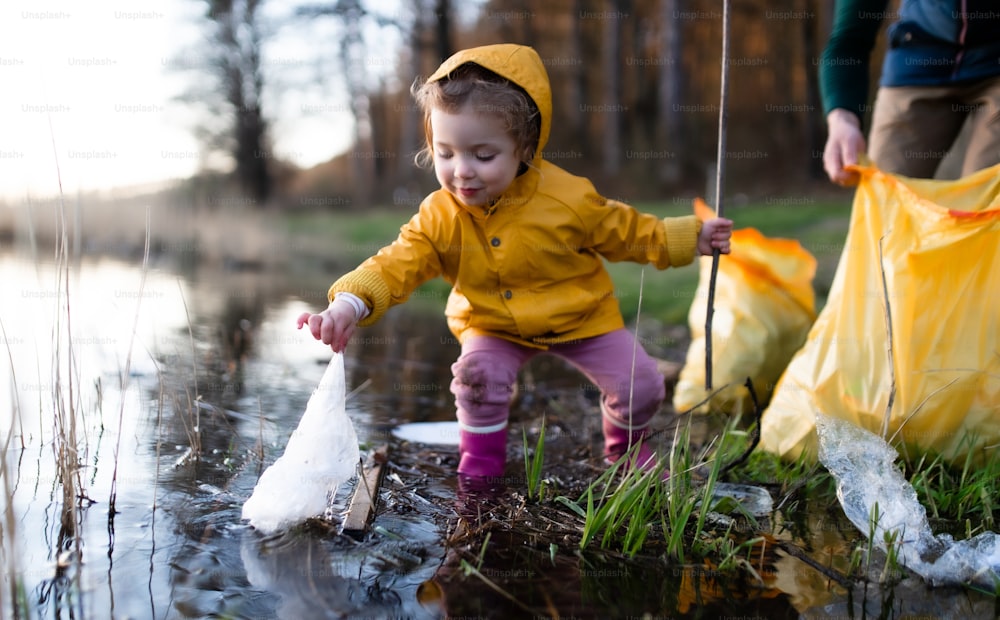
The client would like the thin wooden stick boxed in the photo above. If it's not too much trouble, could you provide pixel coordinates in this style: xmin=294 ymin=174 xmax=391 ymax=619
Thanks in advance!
xmin=877 ymin=235 xmax=897 ymax=439
xmin=705 ymin=0 xmax=732 ymax=390
xmin=343 ymin=444 xmax=389 ymax=538
xmin=774 ymin=539 xmax=854 ymax=589
xmin=718 ymin=378 xmax=763 ymax=477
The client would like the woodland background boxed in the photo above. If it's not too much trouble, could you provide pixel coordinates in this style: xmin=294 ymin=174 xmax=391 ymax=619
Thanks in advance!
xmin=170 ymin=0 xmax=885 ymax=210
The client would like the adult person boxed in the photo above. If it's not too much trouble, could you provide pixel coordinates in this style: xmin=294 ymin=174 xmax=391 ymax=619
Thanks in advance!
xmin=821 ymin=0 xmax=1000 ymax=185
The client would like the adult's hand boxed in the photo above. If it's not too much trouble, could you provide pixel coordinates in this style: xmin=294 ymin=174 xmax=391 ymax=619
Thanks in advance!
xmin=823 ymin=108 xmax=866 ymax=186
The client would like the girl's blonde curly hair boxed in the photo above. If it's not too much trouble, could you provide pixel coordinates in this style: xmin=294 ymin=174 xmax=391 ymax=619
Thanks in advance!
xmin=411 ymin=62 xmax=541 ymax=169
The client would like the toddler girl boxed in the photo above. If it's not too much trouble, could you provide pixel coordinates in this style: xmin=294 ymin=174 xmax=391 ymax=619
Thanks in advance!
xmin=298 ymin=43 xmax=732 ymax=481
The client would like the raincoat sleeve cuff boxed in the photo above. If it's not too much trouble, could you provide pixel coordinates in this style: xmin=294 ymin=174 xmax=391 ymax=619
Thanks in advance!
xmin=663 ymin=215 xmax=701 ymax=267
xmin=332 ymin=292 xmax=371 ymax=321
xmin=328 ymin=269 xmax=391 ymax=327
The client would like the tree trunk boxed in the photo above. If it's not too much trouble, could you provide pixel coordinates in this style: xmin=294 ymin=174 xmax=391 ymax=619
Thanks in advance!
xmin=601 ymin=0 xmax=621 ymax=178
xmin=340 ymin=1 xmax=374 ymax=207
xmin=804 ymin=0 xmax=830 ymax=178
xmin=658 ymin=0 xmax=684 ymax=186
xmin=434 ymin=0 xmax=452 ymax=62
xmin=397 ymin=35 xmax=421 ymax=188
xmin=208 ymin=0 xmax=271 ymax=204
xmin=569 ymin=0 xmax=588 ymax=155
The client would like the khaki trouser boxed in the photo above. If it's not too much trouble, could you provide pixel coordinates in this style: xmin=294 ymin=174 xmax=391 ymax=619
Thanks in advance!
xmin=868 ymin=76 xmax=1000 ymax=178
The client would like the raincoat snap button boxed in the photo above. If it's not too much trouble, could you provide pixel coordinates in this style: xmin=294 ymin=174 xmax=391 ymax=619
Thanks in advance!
xmin=504 ymin=290 xmax=512 ymax=299
xmin=490 ymin=237 xmax=500 ymax=247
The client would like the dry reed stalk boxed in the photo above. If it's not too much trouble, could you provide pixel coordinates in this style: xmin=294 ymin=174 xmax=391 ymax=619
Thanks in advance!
xmin=877 ymin=235 xmax=897 ymax=439
xmin=1 ymin=392 xmax=23 ymax=618
xmin=146 ymin=372 xmax=165 ymax=620
xmin=176 ymin=282 xmax=202 ymax=458
xmin=1 ymin=318 xmax=25 ymax=450
xmin=108 ymin=207 xmax=151 ymax=518
xmin=40 ymin=136 xmax=89 ymax=612
xmin=626 ymin=267 xmax=645 ymax=455
xmin=51 ymin=167 xmax=84 ymax=551
xmin=255 ymin=396 xmax=265 ymax=465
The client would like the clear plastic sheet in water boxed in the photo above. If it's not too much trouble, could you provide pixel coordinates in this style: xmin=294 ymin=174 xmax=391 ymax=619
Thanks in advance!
xmin=816 ymin=414 xmax=1000 ymax=587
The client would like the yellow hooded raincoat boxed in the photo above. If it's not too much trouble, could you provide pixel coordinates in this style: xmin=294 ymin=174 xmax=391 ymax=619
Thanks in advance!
xmin=329 ymin=44 xmax=701 ymax=349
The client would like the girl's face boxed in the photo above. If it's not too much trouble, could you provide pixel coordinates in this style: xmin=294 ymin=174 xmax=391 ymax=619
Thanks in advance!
xmin=430 ymin=106 xmax=522 ymax=208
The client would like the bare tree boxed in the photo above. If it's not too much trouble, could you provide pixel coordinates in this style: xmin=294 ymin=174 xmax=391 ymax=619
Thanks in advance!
xmin=396 ymin=2 xmax=428 ymax=190
xmin=434 ymin=0 xmax=453 ymax=61
xmin=336 ymin=0 xmax=375 ymax=206
xmin=601 ymin=0 xmax=623 ymax=178
xmin=658 ymin=0 xmax=685 ymax=185
xmin=291 ymin=0 xmax=461 ymax=205
xmin=192 ymin=0 xmax=273 ymax=204
xmin=803 ymin=0 xmax=830 ymax=178
xmin=297 ymin=1 xmax=415 ymax=206
xmin=568 ymin=0 xmax=588 ymax=154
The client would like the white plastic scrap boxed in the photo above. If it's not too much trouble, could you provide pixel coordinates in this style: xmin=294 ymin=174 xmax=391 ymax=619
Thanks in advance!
xmin=816 ymin=414 xmax=1000 ymax=587
xmin=242 ymin=354 xmax=360 ymax=534
xmin=711 ymin=482 xmax=773 ymax=517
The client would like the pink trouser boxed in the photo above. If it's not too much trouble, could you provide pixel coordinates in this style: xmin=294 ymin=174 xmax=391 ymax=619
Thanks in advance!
xmin=450 ymin=329 xmax=665 ymax=434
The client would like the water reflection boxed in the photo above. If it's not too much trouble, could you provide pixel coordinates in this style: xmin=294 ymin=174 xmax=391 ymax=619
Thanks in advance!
xmin=242 ymin=532 xmax=361 ymax=618
xmin=4 ymin=248 xmax=1000 ymax=619
xmin=240 ymin=512 xmax=444 ymax=619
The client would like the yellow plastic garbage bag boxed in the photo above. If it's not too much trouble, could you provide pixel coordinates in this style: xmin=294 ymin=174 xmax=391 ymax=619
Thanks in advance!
xmin=761 ymin=164 xmax=1000 ymax=463
xmin=673 ymin=199 xmax=817 ymax=415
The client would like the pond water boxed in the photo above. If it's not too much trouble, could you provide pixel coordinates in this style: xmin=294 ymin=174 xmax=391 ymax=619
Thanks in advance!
xmin=1 ymin=248 xmax=997 ymax=619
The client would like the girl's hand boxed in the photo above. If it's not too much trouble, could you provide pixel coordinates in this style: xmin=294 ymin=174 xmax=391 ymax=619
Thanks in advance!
xmin=296 ymin=299 xmax=359 ymax=353
xmin=698 ymin=217 xmax=733 ymax=256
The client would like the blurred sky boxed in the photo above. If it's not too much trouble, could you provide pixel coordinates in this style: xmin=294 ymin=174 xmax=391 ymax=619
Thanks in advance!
xmin=0 ymin=0 xmax=406 ymax=202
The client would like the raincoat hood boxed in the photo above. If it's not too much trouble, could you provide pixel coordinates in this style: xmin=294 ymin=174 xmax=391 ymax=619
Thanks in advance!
xmin=427 ymin=43 xmax=552 ymax=160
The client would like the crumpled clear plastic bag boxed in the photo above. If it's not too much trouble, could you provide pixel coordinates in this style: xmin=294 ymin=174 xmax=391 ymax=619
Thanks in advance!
xmin=817 ymin=414 xmax=1000 ymax=587
xmin=673 ymin=199 xmax=817 ymax=415
xmin=242 ymin=353 xmax=359 ymax=534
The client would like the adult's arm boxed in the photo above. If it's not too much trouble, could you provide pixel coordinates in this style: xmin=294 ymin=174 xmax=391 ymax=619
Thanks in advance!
xmin=820 ymin=0 xmax=891 ymax=184
xmin=819 ymin=0 xmax=891 ymax=120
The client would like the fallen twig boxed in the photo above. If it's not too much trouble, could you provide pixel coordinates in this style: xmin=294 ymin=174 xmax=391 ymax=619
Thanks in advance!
xmin=774 ymin=538 xmax=854 ymax=590
xmin=718 ymin=378 xmax=763 ymax=477
xmin=343 ymin=444 xmax=389 ymax=538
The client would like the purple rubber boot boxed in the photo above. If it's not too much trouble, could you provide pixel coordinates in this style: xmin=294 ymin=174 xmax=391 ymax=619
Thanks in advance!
xmin=602 ymin=416 xmax=669 ymax=480
xmin=458 ymin=428 xmax=507 ymax=479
